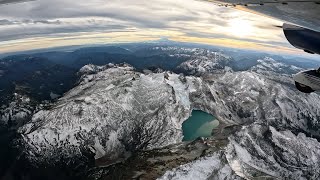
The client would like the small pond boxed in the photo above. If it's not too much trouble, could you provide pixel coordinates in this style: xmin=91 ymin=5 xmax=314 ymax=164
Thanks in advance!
xmin=182 ymin=110 xmax=219 ymax=141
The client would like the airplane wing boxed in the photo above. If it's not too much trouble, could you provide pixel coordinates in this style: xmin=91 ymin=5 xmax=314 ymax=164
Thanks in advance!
xmin=0 ymin=0 xmax=33 ymax=5
xmin=203 ymin=0 xmax=320 ymax=55
xmin=203 ymin=0 xmax=320 ymax=93
xmin=203 ymin=0 xmax=320 ymax=32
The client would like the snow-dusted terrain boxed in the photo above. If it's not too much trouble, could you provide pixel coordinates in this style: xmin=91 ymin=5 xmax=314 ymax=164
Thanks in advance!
xmin=177 ymin=51 xmax=231 ymax=75
xmin=0 ymin=93 xmax=39 ymax=127
xmin=159 ymin=152 xmax=239 ymax=180
xmin=226 ymin=124 xmax=320 ymax=179
xmin=158 ymin=57 xmax=320 ymax=180
xmin=19 ymin=63 xmax=205 ymax=164
xmin=2 ymin=45 xmax=320 ymax=180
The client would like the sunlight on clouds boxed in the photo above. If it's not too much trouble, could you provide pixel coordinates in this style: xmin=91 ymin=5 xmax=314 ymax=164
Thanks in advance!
xmin=0 ymin=0 xmax=298 ymax=55
xmin=0 ymin=29 xmax=183 ymax=53
xmin=0 ymin=28 xmax=299 ymax=55
xmin=227 ymin=18 xmax=254 ymax=37
xmin=171 ymin=35 xmax=299 ymax=54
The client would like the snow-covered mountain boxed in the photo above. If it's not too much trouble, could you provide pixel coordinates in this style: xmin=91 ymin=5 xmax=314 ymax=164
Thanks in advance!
xmin=1 ymin=44 xmax=319 ymax=180
xmin=157 ymin=123 xmax=320 ymax=180
xmin=0 ymin=93 xmax=39 ymax=127
xmin=19 ymin=63 xmax=204 ymax=166
xmin=157 ymin=57 xmax=320 ymax=180
xmin=177 ymin=51 xmax=232 ymax=75
xmin=226 ymin=123 xmax=320 ymax=179
xmin=250 ymin=57 xmax=303 ymax=76
xmin=14 ymin=55 xmax=320 ymax=180
xmin=159 ymin=151 xmax=238 ymax=180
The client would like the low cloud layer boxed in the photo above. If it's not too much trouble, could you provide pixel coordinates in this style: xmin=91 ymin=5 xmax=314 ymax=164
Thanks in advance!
xmin=0 ymin=0 xmax=294 ymax=54
xmin=0 ymin=19 xmax=62 ymax=25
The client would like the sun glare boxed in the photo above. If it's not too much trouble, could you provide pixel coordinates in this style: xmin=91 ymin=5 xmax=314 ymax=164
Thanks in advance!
xmin=227 ymin=18 xmax=254 ymax=37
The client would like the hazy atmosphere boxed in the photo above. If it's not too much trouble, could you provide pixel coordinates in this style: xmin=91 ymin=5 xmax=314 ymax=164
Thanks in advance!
xmin=0 ymin=0 xmax=299 ymax=54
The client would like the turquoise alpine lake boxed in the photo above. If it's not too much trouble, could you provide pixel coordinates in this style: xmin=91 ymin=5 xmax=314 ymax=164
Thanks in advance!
xmin=182 ymin=110 xmax=219 ymax=141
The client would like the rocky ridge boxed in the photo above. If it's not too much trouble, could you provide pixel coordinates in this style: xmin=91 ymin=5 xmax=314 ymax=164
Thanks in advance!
xmin=14 ymin=56 xmax=320 ymax=180
xmin=19 ymin=63 xmax=206 ymax=165
xmin=158 ymin=57 xmax=320 ymax=180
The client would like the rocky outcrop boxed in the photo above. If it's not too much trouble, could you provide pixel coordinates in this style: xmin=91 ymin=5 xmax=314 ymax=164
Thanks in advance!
xmin=177 ymin=51 xmax=232 ymax=75
xmin=0 ymin=93 xmax=39 ymax=128
xmin=16 ymin=56 xmax=320 ymax=180
xmin=226 ymin=124 xmax=320 ymax=180
xmin=18 ymin=64 xmax=203 ymax=165
xmin=159 ymin=151 xmax=241 ymax=180
xmin=159 ymin=58 xmax=320 ymax=180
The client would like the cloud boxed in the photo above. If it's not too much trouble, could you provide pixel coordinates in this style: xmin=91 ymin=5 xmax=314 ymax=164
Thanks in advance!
xmin=0 ymin=19 xmax=62 ymax=26
xmin=0 ymin=19 xmax=15 ymax=25
xmin=0 ymin=0 xmax=290 ymax=54
xmin=33 ymin=20 xmax=62 ymax=24
xmin=0 ymin=20 xmax=131 ymax=41
xmin=0 ymin=0 xmax=33 ymax=5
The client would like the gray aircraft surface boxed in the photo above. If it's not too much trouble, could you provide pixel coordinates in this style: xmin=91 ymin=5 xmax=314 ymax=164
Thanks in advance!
xmin=204 ymin=0 xmax=320 ymax=93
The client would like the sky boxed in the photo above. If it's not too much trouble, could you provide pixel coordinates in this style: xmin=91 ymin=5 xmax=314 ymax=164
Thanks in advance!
xmin=0 ymin=0 xmax=310 ymax=55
